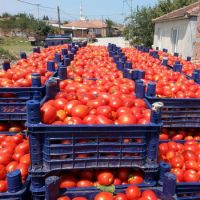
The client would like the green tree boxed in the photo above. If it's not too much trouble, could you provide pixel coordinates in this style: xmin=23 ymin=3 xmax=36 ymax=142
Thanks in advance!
xmin=124 ymin=0 xmax=199 ymax=47
xmin=105 ymin=19 xmax=115 ymax=37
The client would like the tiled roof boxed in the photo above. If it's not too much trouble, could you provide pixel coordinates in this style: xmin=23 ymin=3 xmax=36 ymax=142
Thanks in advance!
xmin=63 ymin=20 xmax=107 ymax=29
xmin=153 ymin=1 xmax=200 ymax=23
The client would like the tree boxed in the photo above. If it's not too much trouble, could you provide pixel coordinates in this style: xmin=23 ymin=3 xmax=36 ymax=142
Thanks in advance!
xmin=43 ymin=15 xmax=49 ymax=20
xmin=105 ymin=19 xmax=115 ymax=37
xmin=124 ymin=0 xmax=199 ymax=47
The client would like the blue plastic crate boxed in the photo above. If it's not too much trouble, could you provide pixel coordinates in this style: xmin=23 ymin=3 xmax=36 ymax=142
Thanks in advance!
xmin=30 ymin=166 xmax=162 ymax=200
xmin=146 ymin=96 xmax=200 ymax=127
xmin=0 ymin=72 xmax=57 ymax=121
xmin=41 ymin=172 xmax=176 ymax=200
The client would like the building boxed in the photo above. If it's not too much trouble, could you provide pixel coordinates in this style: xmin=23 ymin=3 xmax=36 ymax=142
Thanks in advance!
xmin=63 ymin=19 xmax=108 ymax=38
xmin=153 ymin=1 xmax=200 ymax=62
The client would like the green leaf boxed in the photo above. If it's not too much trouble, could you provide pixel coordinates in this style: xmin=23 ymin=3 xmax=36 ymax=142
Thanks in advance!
xmin=96 ymin=184 xmax=115 ymax=194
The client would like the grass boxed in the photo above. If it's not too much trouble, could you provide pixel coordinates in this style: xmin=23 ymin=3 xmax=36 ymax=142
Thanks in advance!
xmin=0 ymin=37 xmax=33 ymax=60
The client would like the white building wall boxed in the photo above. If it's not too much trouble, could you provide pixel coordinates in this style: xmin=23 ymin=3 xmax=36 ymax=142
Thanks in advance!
xmin=153 ymin=18 xmax=197 ymax=59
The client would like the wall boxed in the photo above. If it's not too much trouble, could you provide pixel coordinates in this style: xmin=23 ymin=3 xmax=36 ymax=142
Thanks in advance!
xmin=153 ymin=17 xmax=197 ymax=59
xmin=193 ymin=14 xmax=200 ymax=62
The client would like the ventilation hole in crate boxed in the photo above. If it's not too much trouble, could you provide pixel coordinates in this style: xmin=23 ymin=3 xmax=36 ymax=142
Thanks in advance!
xmin=100 ymin=153 xmax=119 ymax=157
xmin=76 ymin=153 xmax=94 ymax=159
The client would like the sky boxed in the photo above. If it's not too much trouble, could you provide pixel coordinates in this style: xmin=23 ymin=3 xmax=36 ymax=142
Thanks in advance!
xmin=0 ymin=0 xmax=157 ymax=23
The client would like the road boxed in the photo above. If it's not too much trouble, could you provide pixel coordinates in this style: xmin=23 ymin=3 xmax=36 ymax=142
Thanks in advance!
xmin=93 ymin=37 xmax=130 ymax=47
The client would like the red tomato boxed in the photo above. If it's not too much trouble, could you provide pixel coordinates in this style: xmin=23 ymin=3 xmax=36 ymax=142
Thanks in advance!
xmin=15 ymin=141 xmax=29 ymax=154
xmin=134 ymin=99 xmax=146 ymax=108
xmin=41 ymin=104 xmax=57 ymax=124
xmin=54 ymin=98 xmax=68 ymax=110
xmin=117 ymin=113 xmax=136 ymax=124
xmin=0 ymin=165 xmax=6 ymax=179
xmin=20 ymin=154 xmax=30 ymax=166
xmin=96 ymin=106 xmax=112 ymax=118
xmin=109 ymin=98 xmax=123 ymax=111
xmin=71 ymin=105 xmax=89 ymax=119
xmin=59 ymin=175 xmax=77 ymax=188
xmin=125 ymin=186 xmax=141 ymax=200
xmin=142 ymin=190 xmax=158 ymax=200
xmin=6 ymin=161 xmax=19 ymax=173
xmin=115 ymin=193 xmax=128 ymax=200
xmin=83 ymin=115 xmax=97 ymax=124
xmin=0 ymin=153 xmax=12 ymax=165
xmin=171 ymin=168 xmax=184 ymax=182
xmin=185 ymin=160 xmax=199 ymax=171
xmin=159 ymin=143 xmax=168 ymax=155
xmin=183 ymin=169 xmax=200 ymax=182
xmin=13 ymin=151 xmax=25 ymax=162
xmin=97 ymin=171 xmax=114 ymax=186
xmin=76 ymin=180 xmax=93 ymax=187
xmin=64 ymin=100 xmax=80 ymax=115
xmin=170 ymin=156 xmax=184 ymax=168
xmin=113 ymin=178 xmax=122 ymax=186
xmin=96 ymin=115 xmax=113 ymax=124
xmin=72 ymin=198 xmax=87 ymax=200
xmin=16 ymin=163 xmax=29 ymax=179
xmin=94 ymin=192 xmax=114 ymax=200
xmin=117 ymin=168 xmax=130 ymax=181
xmin=128 ymin=171 xmax=144 ymax=185
xmin=0 ymin=180 xmax=7 ymax=192
xmin=80 ymin=170 xmax=94 ymax=181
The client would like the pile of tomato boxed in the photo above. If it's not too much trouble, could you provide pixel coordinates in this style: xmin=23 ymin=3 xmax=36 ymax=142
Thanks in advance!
xmin=0 ymin=122 xmax=29 ymax=192
xmin=122 ymin=48 xmax=200 ymax=98
xmin=160 ymin=128 xmax=200 ymax=141
xmin=0 ymin=44 xmax=68 ymax=88
xmin=41 ymin=78 xmax=151 ymax=125
xmin=159 ymin=141 xmax=200 ymax=183
xmin=58 ymin=168 xmax=144 ymax=189
xmin=158 ymin=50 xmax=200 ymax=76
xmin=58 ymin=186 xmax=159 ymax=200
xmin=67 ymin=46 xmax=122 ymax=79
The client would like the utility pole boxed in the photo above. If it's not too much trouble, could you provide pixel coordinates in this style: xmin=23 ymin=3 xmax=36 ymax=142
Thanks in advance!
xmin=36 ymin=4 xmax=40 ymax=20
xmin=57 ymin=6 xmax=61 ymax=34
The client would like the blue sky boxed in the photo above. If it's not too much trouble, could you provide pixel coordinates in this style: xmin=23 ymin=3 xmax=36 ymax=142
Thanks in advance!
xmin=0 ymin=0 xmax=157 ymax=23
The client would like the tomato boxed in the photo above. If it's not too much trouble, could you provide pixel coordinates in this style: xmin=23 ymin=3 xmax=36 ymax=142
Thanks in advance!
xmin=170 ymin=156 xmax=184 ymax=168
xmin=183 ymin=169 xmax=200 ymax=182
xmin=13 ymin=151 xmax=25 ymax=162
xmin=72 ymin=198 xmax=87 ymax=200
xmin=115 ymin=193 xmax=128 ymax=200
xmin=56 ymin=110 xmax=67 ymax=121
xmin=183 ymin=150 xmax=197 ymax=161
xmin=96 ymin=106 xmax=112 ymax=118
xmin=117 ymin=113 xmax=136 ymax=124
xmin=54 ymin=98 xmax=68 ymax=110
xmin=109 ymin=98 xmax=123 ymax=111
xmin=185 ymin=160 xmax=199 ymax=171
xmin=134 ymin=99 xmax=146 ymax=108
xmin=117 ymin=168 xmax=130 ymax=181
xmin=57 ymin=197 xmax=71 ymax=200
xmin=94 ymin=192 xmax=114 ymax=200
xmin=142 ymin=190 xmax=158 ymax=200
xmin=159 ymin=143 xmax=168 ymax=155
xmin=12 ymin=134 xmax=23 ymax=144
xmin=83 ymin=115 xmax=97 ymax=124
xmin=96 ymin=115 xmax=113 ymax=124
xmin=59 ymin=175 xmax=77 ymax=188
xmin=6 ymin=161 xmax=18 ymax=173
xmin=16 ymin=163 xmax=28 ymax=179
xmin=128 ymin=171 xmax=144 ymax=185
xmin=0 ymin=180 xmax=7 ymax=192
xmin=80 ymin=170 xmax=94 ymax=181
xmin=113 ymin=178 xmax=122 ymax=186
xmin=41 ymin=104 xmax=57 ymax=124
xmin=0 ymin=165 xmax=6 ymax=179
xmin=0 ymin=153 xmax=12 ymax=165
xmin=171 ymin=168 xmax=184 ymax=182
xmin=20 ymin=154 xmax=30 ymax=166
xmin=71 ymin=105 xmax=89 ymax=119
xmin=15 ymin=141 xmax=29 ymax=154
xmin=97 ymin=171 xmax=114 ymax=186
xmin=168 ymin=141 xmax=178 ymax=152
xmin=76 ymin=180 xmax=93 ymax=187
xmin=125 ymin=186 xmax=141 ymax=200
xmin=64 ymin=100 xmax=80 ymax=115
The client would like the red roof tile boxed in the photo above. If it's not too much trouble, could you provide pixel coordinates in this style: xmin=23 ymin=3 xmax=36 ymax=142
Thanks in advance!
xmin=64 ymin=20 xmax=107 ymax=29
xmin=153 ymin=1 xmax=200 ymax=23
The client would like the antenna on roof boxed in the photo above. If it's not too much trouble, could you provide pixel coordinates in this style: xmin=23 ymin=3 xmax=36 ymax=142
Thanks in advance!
xmin=80 ymin=0 xmax=86 ymax=21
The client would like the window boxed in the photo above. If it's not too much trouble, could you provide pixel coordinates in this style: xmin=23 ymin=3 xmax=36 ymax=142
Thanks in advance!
xmin=171 ymin=28 xmax=178 ymax=53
